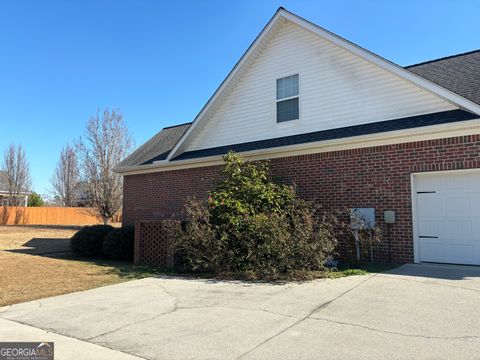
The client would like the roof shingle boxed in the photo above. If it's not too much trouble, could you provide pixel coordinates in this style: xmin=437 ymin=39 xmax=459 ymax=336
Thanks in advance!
xmin=116 ymin=123 xmax=190 ymax=168
xmin=173 ymin=110 xmax=477 ymax=161
xmin=406 ymin=50 xmax=480 ymax=105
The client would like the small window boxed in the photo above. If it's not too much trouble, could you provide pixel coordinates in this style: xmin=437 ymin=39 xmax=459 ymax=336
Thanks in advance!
xmin=276 ymin=74 xmax=299 ymax=122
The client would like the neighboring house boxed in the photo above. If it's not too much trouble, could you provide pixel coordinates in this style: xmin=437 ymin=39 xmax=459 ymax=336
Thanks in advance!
xmin=0 ymin=171 xmax=30 ymax=207
xmin=116 ymin=8 xmax=480 ymax=265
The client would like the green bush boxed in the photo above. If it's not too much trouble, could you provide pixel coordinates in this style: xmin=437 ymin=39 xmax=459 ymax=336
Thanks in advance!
xmin=70 ymin=225 xmax=113 ymax=257
xmin=102 ymin=226 xmax=135 ymax=261
xmin=27 ymin=192 xmax=44 ymax=207
xmin=174 ymin=152 xmax=339 ymax=280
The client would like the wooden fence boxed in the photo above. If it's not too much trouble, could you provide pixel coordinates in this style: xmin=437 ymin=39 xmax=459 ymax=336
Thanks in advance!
xmin=0 ymin=207 xmax=122 ymax=225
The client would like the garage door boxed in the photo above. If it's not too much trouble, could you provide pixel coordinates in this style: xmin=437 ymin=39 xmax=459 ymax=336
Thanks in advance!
xmin=413 ymin=170 xmax=480 ymax=265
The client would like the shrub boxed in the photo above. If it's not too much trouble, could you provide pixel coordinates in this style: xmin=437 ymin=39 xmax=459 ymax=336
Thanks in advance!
xmin=27 ymin=192 xmax=44 ymax=207
xmin=174 ymin=200 xmax=219 ymax=273
xmin=344 ymin=225 xmax=383 ymax=266
xmin=70 ymin=225 xmax=113 ymax=257
xmin=208 ymin=151 xmax=295 ymax=228
xmin=174 ymin=152 xmax=339 ymax=280
xmin=103 ymin=226 xmax=135 ymax=261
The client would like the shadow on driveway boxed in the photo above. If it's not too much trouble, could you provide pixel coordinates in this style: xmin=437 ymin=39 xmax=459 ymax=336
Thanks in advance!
xmin=385 ymin=263 xmax=480 ymax=280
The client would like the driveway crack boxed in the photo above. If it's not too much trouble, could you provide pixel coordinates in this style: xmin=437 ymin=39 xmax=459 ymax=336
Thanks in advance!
xmin=309 ymin=317 xmax=480 ymax=340
xmin=236 ymin=275 xmax=375 ymax=359
xmin=177 ymin=305 xmax=297 ymax=319
xmin=0 ymin=318 xmax=149 ymax=360
xmin=86 ymin=282 xmax=179 ymax=341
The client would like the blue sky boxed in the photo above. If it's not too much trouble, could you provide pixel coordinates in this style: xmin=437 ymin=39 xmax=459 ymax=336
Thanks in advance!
xmin=1 ymin=0 xmax=479 ymax=195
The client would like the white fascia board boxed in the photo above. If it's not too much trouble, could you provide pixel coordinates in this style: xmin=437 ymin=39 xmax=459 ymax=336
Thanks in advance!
xmin=166 ymin=9 xmax=480 ymax=162
xmin=281 ymin=10 xmax=480 ymax=115
xmin=0 ymin=191 xmax=31 ymax=195
xmin=115 ymin=118 xmax=480 ymax=176
xmin=166 ymin=10 xmax=285 ymax=161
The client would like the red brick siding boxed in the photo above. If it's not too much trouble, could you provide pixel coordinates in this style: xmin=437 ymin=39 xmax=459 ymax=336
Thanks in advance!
xmin=123 ymin=135 xmax=480 ymax=263
xmin=123 ymin=165 xmax=220 ymax=223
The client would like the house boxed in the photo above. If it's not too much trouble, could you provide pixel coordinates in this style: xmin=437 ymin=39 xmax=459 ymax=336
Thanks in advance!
xmin=116 ymin=8 xmax=480 ymax=265
xmin=0 ymin=171 xmax=30 ymax=207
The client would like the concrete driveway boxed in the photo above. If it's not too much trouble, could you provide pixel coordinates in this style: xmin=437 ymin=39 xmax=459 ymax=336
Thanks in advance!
xmin=1 ymin=264 xmax=480 ymax=359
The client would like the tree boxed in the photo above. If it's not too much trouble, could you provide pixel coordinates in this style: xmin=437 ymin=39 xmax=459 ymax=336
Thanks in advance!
xmin=1 ymin=144 xmax=31 ymax=206
xmin=50 ymin=144 xmax=80 ymax=207
xmin=28 ymin=192 xmax=44 ymax=207
xmin=77 ymin=109 xmax=133 ymax=224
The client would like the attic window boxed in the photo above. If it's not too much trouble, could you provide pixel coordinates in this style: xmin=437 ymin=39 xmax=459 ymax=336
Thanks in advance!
xmin=276 ymin=74 xmax=299 ymax=122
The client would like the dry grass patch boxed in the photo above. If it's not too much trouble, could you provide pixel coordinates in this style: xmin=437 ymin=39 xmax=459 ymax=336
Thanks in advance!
xmin=0 ymin=225 xmax=78 ymax=252
xmin=0 ymin=225 xmax=145 ymax=306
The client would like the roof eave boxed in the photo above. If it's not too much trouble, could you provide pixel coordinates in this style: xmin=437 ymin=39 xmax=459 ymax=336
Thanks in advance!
xmin=116 ymin=117 xmax=480 ymax=176
xmin=165 ymin=8 xmax=480 ymax=161
xmin=279 ymin=10 xmax=480 ymax=114
xmin=165 ymin=8 xmax=287 ymax=161
xmin=0 ymin=191 xmax=31 ymax=195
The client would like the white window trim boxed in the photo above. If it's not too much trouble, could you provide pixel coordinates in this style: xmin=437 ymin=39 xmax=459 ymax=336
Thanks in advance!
xmin=275 ymin=73 xmax=301 ymax=123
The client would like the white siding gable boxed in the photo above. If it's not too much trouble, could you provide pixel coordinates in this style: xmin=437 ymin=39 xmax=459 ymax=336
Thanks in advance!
xmin=184 ymin=20 xmax=456 ymax=152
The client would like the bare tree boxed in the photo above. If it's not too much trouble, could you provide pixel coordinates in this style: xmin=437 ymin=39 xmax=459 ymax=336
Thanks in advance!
xmin=77 ymin=109 xmax=133 ymax=224
xmin=1 ymin=144 xmax=32 ymax=206
xmin=50 ymin=144 xmax=80 ymax=207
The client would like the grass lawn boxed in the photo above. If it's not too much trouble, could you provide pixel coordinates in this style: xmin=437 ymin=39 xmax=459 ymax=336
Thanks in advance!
xmin=327 ymin=262 xmax=401 ymax=279
xmin=0 ymin=225 xmax=401 ymax=306
xmin=0 ymin=225 xmax=154 ymax=307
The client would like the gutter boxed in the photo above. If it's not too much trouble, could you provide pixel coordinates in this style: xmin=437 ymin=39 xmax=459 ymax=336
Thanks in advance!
xmin=114 ymin=118 xmax=480 ymax=176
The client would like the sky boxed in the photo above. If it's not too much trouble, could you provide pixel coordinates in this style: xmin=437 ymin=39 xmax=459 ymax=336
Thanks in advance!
xmin=1 ymin=0 xmax=479 ymax=196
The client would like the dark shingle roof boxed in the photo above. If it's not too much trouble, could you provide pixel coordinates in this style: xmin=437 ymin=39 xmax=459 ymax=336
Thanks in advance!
xmin=406 ymin=50 xmax=480 ymax=105
xmin=173 ymin=110 xmax=476 ymax=161
xmin=117 ymin=123 xmax=190 ymax=168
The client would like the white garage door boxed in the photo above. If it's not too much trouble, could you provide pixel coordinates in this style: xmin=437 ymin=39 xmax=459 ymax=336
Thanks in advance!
xmin=413 ymin=170 xmax=480 ymax=265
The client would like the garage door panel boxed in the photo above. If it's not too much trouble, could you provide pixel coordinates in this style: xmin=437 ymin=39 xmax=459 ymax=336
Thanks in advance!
xmin=473 ymin=222 xmax=480 ymax=241
xmin=444 ymin=197 xmax=471 ymax=216
xmin=444 ymin=220 xmax=472 ymax=239
xmin=414 ymin=170 xmax=480 ymax=265
xmin=420 ymin=241 xmax=445 ymax=262
xmin=416 ymin=175 xmax=442 ymax=192
xmin=418 ymin=220 xmax=443 ymax=236
xmin=418 ymin=197 xmax=442 ymax=216
xmin=471 ymin=196 xmax=480 ymax=212
xmin=443 ymin=174 xmax=469 ymax=190
xmin=445 ymin=244 xmax=475 ymax=264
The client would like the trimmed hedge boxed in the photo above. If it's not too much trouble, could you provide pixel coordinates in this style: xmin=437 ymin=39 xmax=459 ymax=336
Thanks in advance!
xmin=70 ymin=225 xmax=113 ymax=257
xmin=102 ymin=226 xmax=135 ymax=261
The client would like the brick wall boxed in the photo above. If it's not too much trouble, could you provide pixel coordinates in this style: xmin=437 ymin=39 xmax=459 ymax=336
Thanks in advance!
xmin=123 ymin=135 xmax=480 ymax=263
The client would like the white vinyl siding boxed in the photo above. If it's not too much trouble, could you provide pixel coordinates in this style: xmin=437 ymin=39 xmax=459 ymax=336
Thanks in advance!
xmin=185 ymin=20 xmax=456 ymax=152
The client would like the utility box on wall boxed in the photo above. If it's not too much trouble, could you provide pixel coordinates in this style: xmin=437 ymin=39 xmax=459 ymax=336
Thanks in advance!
xmin=384 ymin=210 xmax=396 ymax=224
xmin=350 ymin=208 xmax=376 ymax=230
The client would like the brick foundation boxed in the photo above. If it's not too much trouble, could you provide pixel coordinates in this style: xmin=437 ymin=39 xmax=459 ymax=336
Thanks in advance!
xmin=123 ymin=135 xmax=480 ymax=264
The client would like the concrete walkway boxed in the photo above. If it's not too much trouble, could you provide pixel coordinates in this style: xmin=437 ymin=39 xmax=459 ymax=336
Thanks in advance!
xmin=1 ymin=263 xmax=480 ymax=359
xmin=0 ymin=318 xmax=143 ymax=359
